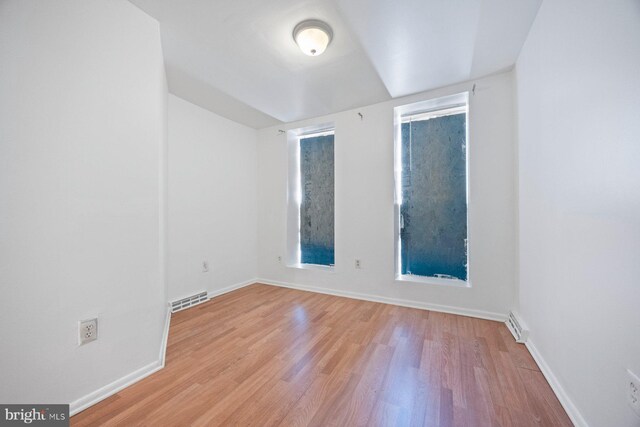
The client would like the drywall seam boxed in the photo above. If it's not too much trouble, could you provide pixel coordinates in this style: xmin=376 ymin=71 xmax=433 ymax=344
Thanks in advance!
xmin=256 ymin=278 xmax=507 ymax=321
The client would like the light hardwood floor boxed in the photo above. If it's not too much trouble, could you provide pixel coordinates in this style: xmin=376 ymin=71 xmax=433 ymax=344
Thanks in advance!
xmin=71 ymin=283 xmax=572 ymax=426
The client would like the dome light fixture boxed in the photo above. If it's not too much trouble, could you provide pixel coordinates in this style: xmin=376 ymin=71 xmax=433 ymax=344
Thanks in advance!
xmin=293 ymin=19 xmax=333 ymax=56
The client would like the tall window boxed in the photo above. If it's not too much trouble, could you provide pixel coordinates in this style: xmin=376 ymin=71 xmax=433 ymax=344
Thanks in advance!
xmin=286 ymin=125 xmax=336 ymax=269
xmin=395 ymin=94 xmax=468 ymax=283
xmin=297 ymin=130 xmax=335 ymax=266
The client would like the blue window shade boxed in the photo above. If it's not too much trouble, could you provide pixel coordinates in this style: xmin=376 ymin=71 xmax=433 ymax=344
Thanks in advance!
xmin=300 ymin=134 xmax=334 ymax=266
xmin=400 ymin=113 xmax=467 ymax=280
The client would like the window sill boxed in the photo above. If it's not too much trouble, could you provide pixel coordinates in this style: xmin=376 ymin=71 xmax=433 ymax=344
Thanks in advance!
xmin=287 ymin=263 xmax=335 ymax=273
xmin=395 ymin=274 xmax=470 ymax=288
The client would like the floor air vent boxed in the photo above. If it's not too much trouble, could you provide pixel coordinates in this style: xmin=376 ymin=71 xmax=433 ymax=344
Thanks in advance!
xmin=171 ymin=291 xmax=208 ymax=313
xmin=506 ymin=311 xmax=529 ymax=343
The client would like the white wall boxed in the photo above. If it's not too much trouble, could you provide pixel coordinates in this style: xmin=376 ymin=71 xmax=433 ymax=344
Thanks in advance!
xmin=167 ymin=95 xmax=258 ymax=302
xmin=0 ymin=0 xmax=167 ymax=405
xmin=515 ymin=1 xmax=640 ymax=426
xmin=257 ymin=71 xmax=517 ymax=318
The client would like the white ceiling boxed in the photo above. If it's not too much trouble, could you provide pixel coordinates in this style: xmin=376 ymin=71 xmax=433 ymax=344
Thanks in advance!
xmin=130 ymin=0 xmax=541 ymax=128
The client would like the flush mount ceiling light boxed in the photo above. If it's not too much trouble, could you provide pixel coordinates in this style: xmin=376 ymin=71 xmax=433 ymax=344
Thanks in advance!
xmin=293 ymin=19 xmax=333 ymax=56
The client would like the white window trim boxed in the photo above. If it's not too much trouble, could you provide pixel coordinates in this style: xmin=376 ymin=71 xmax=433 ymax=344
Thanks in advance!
xmin=393 ymin=92 xmax=471 ymax=286
xmin=288 ymin=263 xmax=336 ymax=273
xmin=395 ymin=274 xmax=471 ymax=288
xmin=285 ymin=123 xmax=336 ymax=272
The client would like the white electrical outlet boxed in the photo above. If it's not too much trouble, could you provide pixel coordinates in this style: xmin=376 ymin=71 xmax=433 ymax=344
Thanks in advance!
xmin=202 ymin=261 xmax=209 ymax=273
xmin=355 ymin=259 xmax=361 ymax=269
xmin=79 ymin=318 xmax=98 ymax=345
xmin=628 ymin=369 xmax=640 ymax=417
xmin=277 ymin=255 xmax=282 ymax=263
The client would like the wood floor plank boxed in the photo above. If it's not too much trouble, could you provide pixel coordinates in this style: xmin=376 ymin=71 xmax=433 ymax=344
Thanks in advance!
xmin=71 ymin=284 xmax=571 ymax=426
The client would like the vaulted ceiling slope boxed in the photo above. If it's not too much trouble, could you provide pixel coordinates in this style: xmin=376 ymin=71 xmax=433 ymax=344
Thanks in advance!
xmin=130 ymin=0 xmax=541 ymax=128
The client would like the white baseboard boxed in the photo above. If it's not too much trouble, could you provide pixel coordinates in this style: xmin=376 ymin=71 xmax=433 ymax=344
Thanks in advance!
xmin=70 ymin=277 xmax=502 ymax=417
xmin=69 ymin=278 xmax=585 ymax=425
xmin=525 ymin=339 xmax=588 ymax=427
xmin=70 ymin=278 xmax=257 ymax=417
xmin=70 ymin=360 xmax=162 ymax=417
xmin=257 ymin=278 xmax=587 ymax=424
xmin=256 ymin=278 xmax=507 ymax=322
xmin=207 ymin=278 xmax=257 ymax=299
xmin=69 ymin=303 xmax=172 ymax=417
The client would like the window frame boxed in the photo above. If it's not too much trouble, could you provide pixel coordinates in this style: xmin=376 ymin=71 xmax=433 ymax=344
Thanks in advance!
xmin=393 ymin=92 xmax=471 ymax=288
xmin=285 ymin=123 xmax=336 ymax=272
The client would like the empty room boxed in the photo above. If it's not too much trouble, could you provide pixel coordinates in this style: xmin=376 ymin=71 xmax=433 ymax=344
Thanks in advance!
xmin=1 ymin=0 xmax=638 ymax=426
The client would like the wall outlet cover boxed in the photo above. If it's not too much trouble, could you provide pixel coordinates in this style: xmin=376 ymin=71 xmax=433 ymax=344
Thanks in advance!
xmin=79 ymin=318 xmax=98 ymax=345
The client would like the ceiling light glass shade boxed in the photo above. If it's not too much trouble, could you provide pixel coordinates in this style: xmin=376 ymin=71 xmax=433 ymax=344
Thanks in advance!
xmin=293 ymin=20 xmax=333 ymax=56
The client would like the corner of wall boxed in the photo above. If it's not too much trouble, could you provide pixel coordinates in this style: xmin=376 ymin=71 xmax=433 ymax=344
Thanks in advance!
xmin=70 ymin=303 xmax=172 ymax=417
